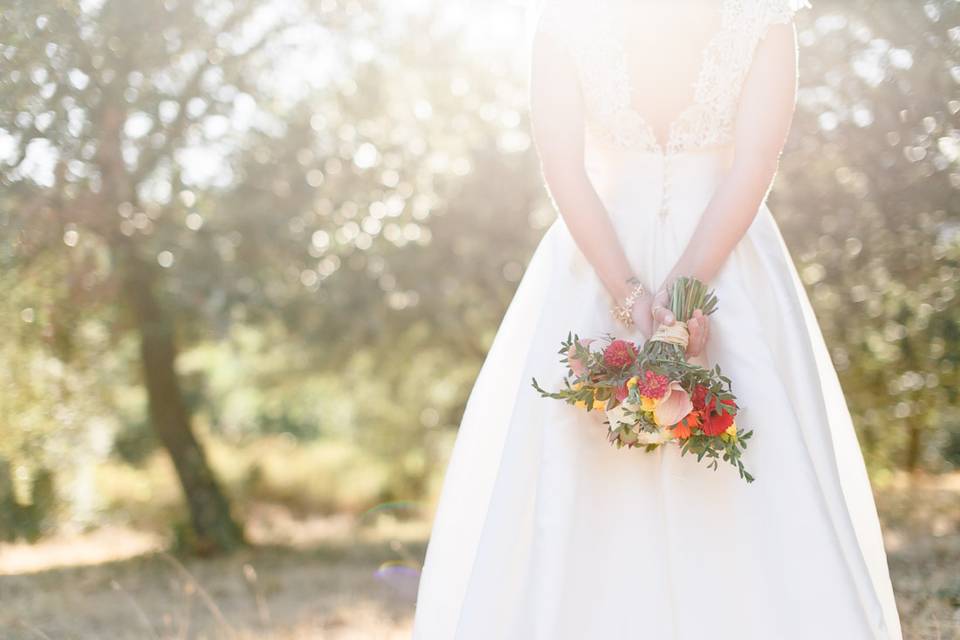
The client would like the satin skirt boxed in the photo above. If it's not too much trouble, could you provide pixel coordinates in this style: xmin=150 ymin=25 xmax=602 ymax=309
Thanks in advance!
xmin=410 ymin=144 xmax=902 ymax=639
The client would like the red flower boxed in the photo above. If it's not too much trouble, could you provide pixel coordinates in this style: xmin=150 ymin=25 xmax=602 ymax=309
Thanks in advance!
xmin=702 ymin=410 xmax=735 ymax=436
xmin=636 ymin=370 xmax=670 ymax=399
xmin=614 ymin=381 xmax=630 ymax=402
xmin=720 ymin=398 xmax=738 ymax=415
xmin=603 ymin=340 xmax=637 ymax=369
xmin=692 ymin=387 xmax=738 ymax=417
xmin=691 ymin=385 xmax=711 ymax=411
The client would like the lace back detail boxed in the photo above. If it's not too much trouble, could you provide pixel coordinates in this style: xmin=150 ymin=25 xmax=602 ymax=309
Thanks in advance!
xmin=537 ymin=0 xmax=809 ymax=155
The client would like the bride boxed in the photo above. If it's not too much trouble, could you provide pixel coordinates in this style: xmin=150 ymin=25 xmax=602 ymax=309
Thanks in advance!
xmin=411 ymin=0 xmax=903 ymax=638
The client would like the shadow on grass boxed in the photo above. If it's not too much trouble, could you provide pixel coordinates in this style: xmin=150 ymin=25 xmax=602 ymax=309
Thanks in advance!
xmin=0 ymin=536 xmax=429 ymax=640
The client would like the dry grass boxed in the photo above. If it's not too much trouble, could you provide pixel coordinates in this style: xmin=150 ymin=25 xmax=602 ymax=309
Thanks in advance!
xmin=879 ymin=473 xmax=960 ymax=640
xmin=0 ymin=475 xmax=957 ymax=640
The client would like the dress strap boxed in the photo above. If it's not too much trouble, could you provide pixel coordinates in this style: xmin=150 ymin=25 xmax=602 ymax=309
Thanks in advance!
xmin=536 ymin=0 xmax=572 ymax=43
xmin=762 ymin=0 xmax=812 ymax=31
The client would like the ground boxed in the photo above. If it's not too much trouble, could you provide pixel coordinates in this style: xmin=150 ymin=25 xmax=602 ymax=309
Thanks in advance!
xmin=1 ymin=474 xmax=957 ymax=640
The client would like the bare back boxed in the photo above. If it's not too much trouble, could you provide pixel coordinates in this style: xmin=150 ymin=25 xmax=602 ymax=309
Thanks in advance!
xmin=535 ymin=0 xmax=805 ymax=155
xmin=618 ymin=1 xmax=725 ymax=148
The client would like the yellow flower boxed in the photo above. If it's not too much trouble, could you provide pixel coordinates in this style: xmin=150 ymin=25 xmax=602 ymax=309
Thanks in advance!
xmin=572 ymin=382 xmax=588 ymax=409
xmin=626 ymin=376 xmax=639 ymax=389
xmin=640 ymin=396 xmax=659 ymax=412
xmin=724 ymin=423 xmax=738 ymax=442
xmin=574 ymin=396 xmax=604 ymax=410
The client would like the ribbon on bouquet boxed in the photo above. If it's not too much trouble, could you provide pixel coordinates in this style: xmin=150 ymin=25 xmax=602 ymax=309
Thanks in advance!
xmin=650 ymin=321 xmax=689 ymax=349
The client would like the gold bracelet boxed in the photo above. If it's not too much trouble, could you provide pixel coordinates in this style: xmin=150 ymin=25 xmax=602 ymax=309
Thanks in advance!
xmin=610 ymin=278 xmax=646 ymax=328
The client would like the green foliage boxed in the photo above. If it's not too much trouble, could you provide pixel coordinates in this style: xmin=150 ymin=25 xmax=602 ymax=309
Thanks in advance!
xmin=775 ymin=0 xmax=960 ymax=472
xmin=0 ymin=0 xmax=957 ymax=537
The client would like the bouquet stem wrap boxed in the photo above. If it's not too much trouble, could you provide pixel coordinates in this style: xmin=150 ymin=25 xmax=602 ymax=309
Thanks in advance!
xmin=650 ymin=322 xmax=690 ymax=349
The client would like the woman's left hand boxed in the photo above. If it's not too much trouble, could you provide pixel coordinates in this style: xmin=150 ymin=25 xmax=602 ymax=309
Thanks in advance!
xmin=685 ymin=308 xmax=710 ymax=359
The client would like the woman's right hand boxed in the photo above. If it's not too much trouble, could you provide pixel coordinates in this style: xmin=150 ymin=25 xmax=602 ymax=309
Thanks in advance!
xmin=641 ymin=287 xmax=710 ymax=358
xmin=633 ymin=288 xmax=674 ymax=340
xmin=648 ymin=288 xmax=675 ymax=329
xmin=630 ymin=292 xmax=657 ymax=341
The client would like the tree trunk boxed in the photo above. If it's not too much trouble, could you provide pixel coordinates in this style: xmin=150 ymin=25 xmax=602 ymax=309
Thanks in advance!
xmin=905 ymin=420 xmax=923 ymax=475
xmin=122 ymin=255 xmax=244 ymax=554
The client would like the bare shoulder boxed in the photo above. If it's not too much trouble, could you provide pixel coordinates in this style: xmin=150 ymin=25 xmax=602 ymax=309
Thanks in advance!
xmin=533 ymin=0 xmax=569 ymax=43
xmin=756 ymin=0 xmax=811 ymax=29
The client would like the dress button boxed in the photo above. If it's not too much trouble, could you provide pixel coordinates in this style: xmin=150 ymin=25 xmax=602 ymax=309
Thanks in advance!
xmin=660 ymin=154 xmax=673 ymax=218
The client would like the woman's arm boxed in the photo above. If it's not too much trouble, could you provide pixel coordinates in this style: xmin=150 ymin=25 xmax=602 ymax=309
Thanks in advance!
xmin=529 ymin=27 xmax=655 ymax=334
xmin=657 ymin=22 xmax=800 ymax=294
xmin=529 ymin=23 xmax=710 ymax=354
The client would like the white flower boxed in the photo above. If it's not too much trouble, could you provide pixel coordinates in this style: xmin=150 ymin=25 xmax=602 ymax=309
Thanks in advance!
xmin=605 ymin=401 xmax=640 ymax=432
xmin=635 ymin=428 xmax=674 ymax=445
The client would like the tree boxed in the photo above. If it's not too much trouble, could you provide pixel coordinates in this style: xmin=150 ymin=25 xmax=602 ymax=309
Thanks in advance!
xmin=0 ymin=0 xmax=307 ymax=551
xmin=0 ymin=0 xmax=521 ymax=541
xmin=775 ymin=0 xmax=960 ymax=472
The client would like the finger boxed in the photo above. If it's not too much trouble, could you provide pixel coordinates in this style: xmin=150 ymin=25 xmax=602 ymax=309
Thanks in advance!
xmin=693 ymin=317 xmax=708 ymax=355
xmin=651 ymin=289 xmax=674 ymax=326
xmin=654 ymin=306 xmax=675 ymax=326
xmin=696 ymin=322 xmax=707 ymax=355
xmin=685 ymin=317 xmax=698 ymax=354
xmin=695 ymin=318 xmax=709 ymax=356
xmin=687 ymin=317 xmax=703 ymax=356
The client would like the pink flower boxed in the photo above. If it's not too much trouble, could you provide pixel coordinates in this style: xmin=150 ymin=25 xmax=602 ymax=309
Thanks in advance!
xmin=652 ymin=381 xmax=693 ymax=428
xmin=636 ymin=370 xmax=670 ymax=400
xmin=566 ymin=339 xmax=594 ymax=377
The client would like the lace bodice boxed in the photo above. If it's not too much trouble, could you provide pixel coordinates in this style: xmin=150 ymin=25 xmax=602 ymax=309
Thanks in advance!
xmin=538 ymin=0 xmax=810 ymax=155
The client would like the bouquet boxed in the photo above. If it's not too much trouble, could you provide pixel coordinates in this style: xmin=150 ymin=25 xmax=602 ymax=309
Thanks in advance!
xmin=532 ymin=277 xmax=754 ymax=483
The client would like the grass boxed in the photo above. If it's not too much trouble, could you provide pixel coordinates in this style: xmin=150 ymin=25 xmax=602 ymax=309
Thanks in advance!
xmin=0 ymin=474 xmax=957 ymax=640
xmin=0 ymin=508 xmax=428 ymax=640
xmin=880 ymin=473 xmax=960 ymax=640
xmin=95 ymin=435 xmax=399 ymax=531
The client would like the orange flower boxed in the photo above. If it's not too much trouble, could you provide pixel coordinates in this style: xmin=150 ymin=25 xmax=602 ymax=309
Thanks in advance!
xmin=673 ymin=411 xmax=701 ymax=440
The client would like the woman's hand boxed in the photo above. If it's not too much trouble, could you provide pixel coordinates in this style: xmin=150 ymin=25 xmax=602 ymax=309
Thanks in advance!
xmin=630 ymin=292 xmax=656 ymax=341
xmin=647 ymin=288 xmax=711 ymax=358
xmin=685 ymin=309 xmax=711 ymax=359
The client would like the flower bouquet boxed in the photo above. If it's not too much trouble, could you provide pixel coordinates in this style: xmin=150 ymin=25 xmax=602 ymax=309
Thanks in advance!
xmin=531 ymin=277 xmax=754 ymax=483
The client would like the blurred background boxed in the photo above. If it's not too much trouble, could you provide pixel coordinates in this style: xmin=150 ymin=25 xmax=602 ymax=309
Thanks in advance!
xmin=0 ymin=0 xmax=958 ymax=638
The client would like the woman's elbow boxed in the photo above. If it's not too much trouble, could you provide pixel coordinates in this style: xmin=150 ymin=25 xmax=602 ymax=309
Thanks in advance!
xmin=539 ymin=152 xmax=587 ymax=188
xmin=731 ymin=149 xmax=782 ymax=185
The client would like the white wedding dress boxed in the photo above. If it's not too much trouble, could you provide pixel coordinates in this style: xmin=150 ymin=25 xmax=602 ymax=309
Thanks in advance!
xmin=411 ymin=1 xmax=903 ymax=638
